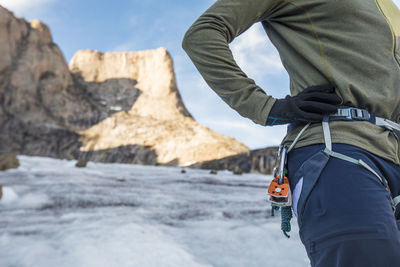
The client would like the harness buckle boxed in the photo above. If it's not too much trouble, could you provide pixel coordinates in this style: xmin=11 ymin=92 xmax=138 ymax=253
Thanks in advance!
xmin=336 ymin=107 xmax=370 ymax=121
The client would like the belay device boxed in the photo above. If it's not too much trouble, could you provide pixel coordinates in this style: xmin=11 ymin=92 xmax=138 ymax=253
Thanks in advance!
xmin=267 ymin=145 xmax=293 ymax=238
xmin=268 ymin=145 xmax=291 ymax=207
xmin=266 ymin=123 xmax=311 ymax=238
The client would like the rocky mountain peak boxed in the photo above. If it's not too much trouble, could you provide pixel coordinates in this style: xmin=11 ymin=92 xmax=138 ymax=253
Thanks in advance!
xmin=0 ymin=5 xmax=249 ymax=167
xmin=69 ymin=48 xmax=193 ymax=120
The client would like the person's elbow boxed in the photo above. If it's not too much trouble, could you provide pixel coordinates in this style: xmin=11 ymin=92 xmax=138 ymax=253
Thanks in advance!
xmin=182 ymin=20 xmax=216 ymax=52
xmin=182 ymin=26 xmax=221 ymax=55
xmin=182 ymin=27 xmax=197 ymax=53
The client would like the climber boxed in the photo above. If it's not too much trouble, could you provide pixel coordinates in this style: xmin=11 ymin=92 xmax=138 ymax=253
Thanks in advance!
xmin=182 ymin=0 xmax=400 ymax=266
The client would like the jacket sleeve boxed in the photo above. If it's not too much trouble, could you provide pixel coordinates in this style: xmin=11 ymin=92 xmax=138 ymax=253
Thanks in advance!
xmin=182 ymin=0 xmax=278 ymax=126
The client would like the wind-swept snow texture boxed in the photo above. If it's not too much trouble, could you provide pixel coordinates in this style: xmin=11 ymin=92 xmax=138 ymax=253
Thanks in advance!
xmin=0 ymin=156 xmax=308 ymax=267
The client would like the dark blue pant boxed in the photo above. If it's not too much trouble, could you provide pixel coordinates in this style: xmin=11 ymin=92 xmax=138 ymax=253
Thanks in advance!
xmin=287 ymin=144 xmax=400 ymax=267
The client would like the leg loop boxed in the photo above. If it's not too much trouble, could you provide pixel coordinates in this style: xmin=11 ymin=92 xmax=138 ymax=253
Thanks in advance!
xmin=322 ymin=118 xmax=395 ymax=211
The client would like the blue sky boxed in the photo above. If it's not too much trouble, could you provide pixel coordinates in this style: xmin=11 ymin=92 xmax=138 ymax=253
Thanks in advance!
xmin=1 ymin=0 xmax=399 ymax=149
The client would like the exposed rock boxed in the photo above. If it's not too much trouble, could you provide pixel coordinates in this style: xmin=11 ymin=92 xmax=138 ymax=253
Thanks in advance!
xmin=233 ymin=166 xmax=243 ymax=175
xmin=0 ymin=6 xmax=249 ymax=167
xmin=75 ymin=160 xmax=87 ymax=168
xmin=0 ymin=6 xmax=112 ymax=160
xmin=0 ymin=155 xmax=19 ymax=171
xmin=190 ymin=146 xmax=279 ymax=174
xmin=70 ymin=49 xmax=249 ymax=165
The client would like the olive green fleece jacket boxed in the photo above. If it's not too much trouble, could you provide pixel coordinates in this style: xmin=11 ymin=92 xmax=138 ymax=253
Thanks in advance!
xmin=182 ymin=0 xmax=400 ymax=165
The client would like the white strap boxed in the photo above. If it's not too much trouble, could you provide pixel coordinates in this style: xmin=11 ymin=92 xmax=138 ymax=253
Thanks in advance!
xmin=394 ymin=196 xmax=400 ymax=208
xmin=324 ymin=148 xmax=359 ymax=165
xmin=375 ymin=117 xmax=400 ymax=132
xmin=358 ymin=159 xmax=386 ymax=186
xmin=322 ymin=116 xmax=397 ymax=211
xmin=322 ymin=116 xmax=332 ymax=151
xmin=287 ymin=123 xmax=311 ymax=153
xmin=324 ymin=148 xmax=386 ymax=187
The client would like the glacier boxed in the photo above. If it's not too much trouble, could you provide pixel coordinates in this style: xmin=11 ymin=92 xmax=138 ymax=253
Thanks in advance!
xmin=0 ymin=156 xmax=308 ymax=267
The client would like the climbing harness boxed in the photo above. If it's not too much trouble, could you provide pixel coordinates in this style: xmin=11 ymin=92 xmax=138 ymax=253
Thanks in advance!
xmin=268 ymin=106 xmax=400 ymax=237
xmin=328 ymin=107 xmax=400 ymax=214
xmin=322 ymin=115 xmax=398 ymax=211
xmin=331 ymin=107 xmax=400 ymax=136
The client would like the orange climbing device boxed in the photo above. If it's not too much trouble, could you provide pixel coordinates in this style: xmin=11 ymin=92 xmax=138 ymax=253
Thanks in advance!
xmin=267 ymin=145 xmax=292 ymax=207
xmin=268 ymin=175 xmax=291 ymax=206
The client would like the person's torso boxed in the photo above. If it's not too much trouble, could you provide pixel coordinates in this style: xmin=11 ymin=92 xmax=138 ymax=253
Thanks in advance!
xmin=262 ymin=0 xmax=400 ymax=122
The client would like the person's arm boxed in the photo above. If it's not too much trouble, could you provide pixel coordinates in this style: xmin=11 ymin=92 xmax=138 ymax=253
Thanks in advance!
xmin=182 ymin=0 xmax=341 ymax=126
xmin=182 ymin=0 xmax=278 ymax=126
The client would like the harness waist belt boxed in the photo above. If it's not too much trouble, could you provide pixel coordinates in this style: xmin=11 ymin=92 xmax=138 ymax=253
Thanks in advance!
xmin=288 ymin=107 xmax=400 ymax=133
xmin=331 ymin=107 xmax=400 ymax=133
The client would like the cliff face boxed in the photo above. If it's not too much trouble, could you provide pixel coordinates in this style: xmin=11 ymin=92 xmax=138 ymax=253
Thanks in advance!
xmin=69 ymin=49 xmax=192 ymax=121
xmin=0 ymin=6 xmax=249 ymax=166
xmin=70 ymin=49 xmax=249 ymax=165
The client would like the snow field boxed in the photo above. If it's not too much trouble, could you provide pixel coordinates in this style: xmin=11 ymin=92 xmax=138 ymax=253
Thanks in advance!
xmin=0 ymin=156 xmax=308 ymax=267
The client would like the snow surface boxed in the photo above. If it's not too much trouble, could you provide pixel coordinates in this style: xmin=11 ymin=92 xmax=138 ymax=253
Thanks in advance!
xmin=0 ymin=156 xmax=309 ymax=267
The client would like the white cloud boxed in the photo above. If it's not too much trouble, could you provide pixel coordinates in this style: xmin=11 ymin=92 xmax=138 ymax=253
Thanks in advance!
xmin=230 ymin=23 xmax=284 ymax=81
xmin=0 ymin=0 xmax=54 ymax=15
xmin=394 ymin=0 xmax=400 ymax=8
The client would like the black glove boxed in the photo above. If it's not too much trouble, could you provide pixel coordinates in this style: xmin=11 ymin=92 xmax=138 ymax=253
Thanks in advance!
xmin=266 ymin=84 xmax=342 ymax=126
